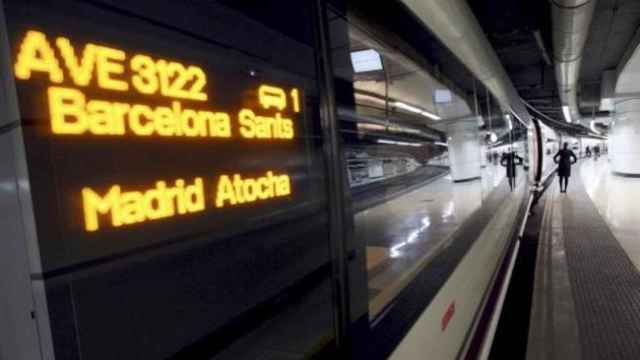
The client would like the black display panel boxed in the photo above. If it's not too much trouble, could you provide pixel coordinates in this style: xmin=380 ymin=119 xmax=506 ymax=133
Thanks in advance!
xmin=6 ymin=1 xmax=336 ymax=359
xmin=6 ymin=1 xmax=324 ymax=273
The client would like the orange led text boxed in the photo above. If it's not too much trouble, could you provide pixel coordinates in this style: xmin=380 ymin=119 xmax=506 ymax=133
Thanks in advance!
xmin=215 ymin=171 xmax=291 ymax=208
xmin=49 ymin=86 xmax=231 ymax=137
xmin=82 ymin=177 xmax=205 ymax=232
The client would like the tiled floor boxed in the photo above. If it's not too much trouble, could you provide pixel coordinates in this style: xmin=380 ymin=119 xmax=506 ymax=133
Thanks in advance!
xmin=527 ymin=159 xmax=640 ymax=360
xmin=580 ymin=158 xmax=640 ymax=271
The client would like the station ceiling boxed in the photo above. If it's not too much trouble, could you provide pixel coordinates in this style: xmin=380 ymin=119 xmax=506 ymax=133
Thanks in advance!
xmin=469 ymin=0 xmax=640 ymax=122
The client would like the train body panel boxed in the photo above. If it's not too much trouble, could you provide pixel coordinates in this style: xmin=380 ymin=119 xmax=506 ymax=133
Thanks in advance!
xmin=0 ymin=1 xmax=568 ymax=359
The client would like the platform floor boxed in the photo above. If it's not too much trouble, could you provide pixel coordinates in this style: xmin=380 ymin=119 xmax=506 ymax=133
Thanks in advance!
xmin=581 ymin=159 xmax=640 ymax=271
xmin=528 ymin=159 xmax=640 ymax=360
xmin=359 ymin=163 xmax=511 ymax=317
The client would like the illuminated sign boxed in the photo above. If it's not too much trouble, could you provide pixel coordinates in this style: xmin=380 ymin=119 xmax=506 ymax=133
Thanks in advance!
xmin=81 ymin=172 xmax=291 ymax=232
xmin=82 ymin=177 xmax=206 ymax=232
xmin=8 ymin=20 xmax=316 ymax=271
xmin=12 ymin=28 xmax=302 ymax=233
xmin=14 ymin=30 xmax=298 ymax=140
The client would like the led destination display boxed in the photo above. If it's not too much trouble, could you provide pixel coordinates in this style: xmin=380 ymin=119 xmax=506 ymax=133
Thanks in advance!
xmin=9 ymin=19 xmax=320 ymax=272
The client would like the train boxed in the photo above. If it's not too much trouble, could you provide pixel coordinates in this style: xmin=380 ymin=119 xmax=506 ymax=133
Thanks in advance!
xmin=0 ymin=1 xmax=572 ymax=360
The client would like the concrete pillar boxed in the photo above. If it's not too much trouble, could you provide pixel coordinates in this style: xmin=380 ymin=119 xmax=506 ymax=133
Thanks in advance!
xmin=446 ymin=118 xmax=481 ymax=181
xmin=610 ymin=99 xmax=640 ymax=175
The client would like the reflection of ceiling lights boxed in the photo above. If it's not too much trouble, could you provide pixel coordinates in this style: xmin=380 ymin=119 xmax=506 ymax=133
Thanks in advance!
xmin=393 ymin=101 xmax=441 ymax=120
xmin=421 ymin=111 xmax=441 ymax=121
xmin=390 ymin=216 xmax=431 ymax=258
xmin=562 ymin=106 xmax=572 ymax=123
xmin=350 ymin=49 xmax=383 ymax=73
xmin=357 ymin=123 xmax=386 ymax=131
xmin=393 ymin=101 xmax=421 ymax=113
xmin=434 ymin=89 xmax=452 ymax=103
xmin=489 ymin=132 xmax=498 ymax=143
xmin=434 ymin=142 xmax=448 ymax=147
xmin=590 ymin=120 xmax=601 ymax=135
xmin=441 ymin=200 xmax=455 ymax=220
xmin=354 ymin=93 xmax=387 ymax=106
xmin=376 ymin=139 xmax=422 ymax=147
xmin=356 ymin=121 xmax=422 ymax=136
xmin=505 ymin=113 xmax=513 ymax=130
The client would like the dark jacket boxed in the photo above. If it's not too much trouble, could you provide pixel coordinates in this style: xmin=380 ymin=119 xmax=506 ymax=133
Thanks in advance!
xmin=553 ymin=149 xmax=577 ymax=177
xmin=500 ymin=152 xmax=523 ymax=178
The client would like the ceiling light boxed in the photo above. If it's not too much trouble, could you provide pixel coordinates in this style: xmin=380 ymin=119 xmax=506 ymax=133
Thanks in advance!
xmin=434 ymin=89 xmax=452 ymax=103
xmin=394 ymin=101 xmax=441 ymax=120
xmin=354 ymin=93 xmax=387 ymax=106
xmin=562 ymin=106 xmax=572 ymax=123
xmin=394 ymin=101 xmax=422 ymax=113
xmin=357 ymin=123 xmax=386 ymax=131
xmin=504 ymin=113 xmax=513 ymax=131
xmin=350 ymin=49 xmax=383 ymax=73
xmin=376 ymin=139 xmax=422 ymax=147
xmin=421 ymin=111 xmax=441 ymax=120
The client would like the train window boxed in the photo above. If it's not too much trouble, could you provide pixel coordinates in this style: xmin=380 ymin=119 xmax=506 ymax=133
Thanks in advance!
xmin=328 ymin=8 xmax=528 ymax=322
xmin=3 ymin=0 xmax=338 ymax=359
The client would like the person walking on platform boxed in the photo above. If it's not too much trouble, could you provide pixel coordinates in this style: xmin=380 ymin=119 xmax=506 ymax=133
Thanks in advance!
xmin=585 ymin=146 xmax=591 ymax=158
xmin=594 ymin=144 xmax=601 ymax=160
xmin=500 ymin=150 xmax=523 ymax=191
xmin=554 ymin=142 xmax=578 ymax=193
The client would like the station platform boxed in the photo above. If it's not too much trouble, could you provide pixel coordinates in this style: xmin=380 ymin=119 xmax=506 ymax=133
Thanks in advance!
xmin=359 ymin=163 xmax=509 ymax=317
xmin=527 ymin=159 xmax=640 ymax=360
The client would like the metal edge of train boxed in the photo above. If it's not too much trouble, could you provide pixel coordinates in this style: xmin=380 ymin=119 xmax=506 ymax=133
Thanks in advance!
xmin=459 ymin=117 xmax=560 ymax=360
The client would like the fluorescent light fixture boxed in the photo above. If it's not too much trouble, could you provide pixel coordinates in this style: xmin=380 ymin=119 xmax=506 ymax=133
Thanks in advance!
xmin=421 ymin=110 xmax=441 ymax=120
xmin=434 ymin=142 xmax=449 ymax=147
xmin=601 ymin=98 xmax=614 ymax=111
xmin=590 ymin=120 xmax=601 ymax=135
xmin=376 ymin=139 xmax=398 ymax=145
xmin=354 ymin=93 xmax=387 ymax=106
xmin=376 ymin=139 xmax=422 ymax=147
xmin=350 ymin=49 xmax=383 ymax=73
xmin=562 ymin=106 xmax=572 ymax=123
xmin=357 ymin=123 xmax=386 ymax=131
xmin=394 ymin=101 xmax=422 ymax=113
xmin=394 ymin=101 xmax=441 ymax=120
xmin=489 ymin=132 xmax=498 ymax=143
xmin=504 ymin=113 xmax=513 ymax=131
xmin=434 ymin=89 xmax=452 ymax=103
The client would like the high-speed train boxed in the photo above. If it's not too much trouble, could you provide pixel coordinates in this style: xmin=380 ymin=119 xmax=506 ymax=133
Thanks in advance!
xmin=346 ymin=111 xmax=566 ymax=359
xmin=0 ymin=1 xmax=598 ymax=360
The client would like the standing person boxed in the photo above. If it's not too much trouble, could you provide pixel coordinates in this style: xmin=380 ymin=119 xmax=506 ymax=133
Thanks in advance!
xmin=554 ymin=142 xmax=578 ymax=193
xmin=585 ymin=146 xmax=591 ymax=158
xmin=594 ymin=144 xmax=600 ymax=160
xmin=500 ymin=150 xmax=524 ymax=191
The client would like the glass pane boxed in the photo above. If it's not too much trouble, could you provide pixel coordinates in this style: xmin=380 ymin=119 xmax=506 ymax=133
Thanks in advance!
xmin=327 ymin=10 xmax=526 ymax=320
xmin=4 ymin=1 xmax=336 ymax=358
